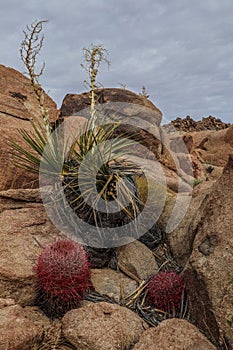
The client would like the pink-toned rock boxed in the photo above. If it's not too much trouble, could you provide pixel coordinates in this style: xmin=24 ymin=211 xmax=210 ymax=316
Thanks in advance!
xmin=60 ymin=88 xmax=162 ymax=125
xmin=24 ymin=305 xmax=51 ymax=330
xmin=0 ymin=64 xmax=57 ymax=121
xmin=225 ymin=125 xmax=233 ymax=147
xmin=164 ymin=126 xmax=233 ymax=174
xmin=62 ymin=302 xmax=148 ymax=350
xmin=146 ymin=129 xmax=199 ymax=191
xmin=160 ymin=131 xmax=207 ymax=180
xmin=132 ymin=153 xmax=192 ymax=195
xmin=166 ymin=181 xmax=214 ymax=266
xmin=0 ymin=113 xmax=39 ymax=190
xmin=91 ymin=268 xmax=137 ymax=302
xmin=0 ymin=64 xmax=58 ymax=191
xmin=0 ymin=304 xmax=38 ymax=350
xmin=162 ymin=165 xmax=192 ymax=193
xmin=190 ymin=154 xmax=206 ymax=179
xmin=0 ymin=188 xmax=42 ymax=202
xmin=183 ymin=154 xmax=233 ymax=348
xmin=190 ymin=128 xmax=233 ymax=167
xmin=0 ymin=188 xmax=64 ymax=305
xmin=60 ymin=88 xmax=163 ymax=160
xmin=117 ymin=240 xmax=158 ymax=282
xmin=134 ymin=318 xmax=217 ymax=350
xmin=171 ymin=115 xmax=230 ymax=132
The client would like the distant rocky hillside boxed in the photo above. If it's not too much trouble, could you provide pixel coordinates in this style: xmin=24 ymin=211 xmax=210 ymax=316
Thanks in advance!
xmin=170 ymin=115 xmax=231 ymax=132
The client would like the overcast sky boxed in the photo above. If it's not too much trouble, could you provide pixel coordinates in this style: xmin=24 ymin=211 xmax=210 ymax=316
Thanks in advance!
xmin=1 ymin=0 xmax=233 ymax=123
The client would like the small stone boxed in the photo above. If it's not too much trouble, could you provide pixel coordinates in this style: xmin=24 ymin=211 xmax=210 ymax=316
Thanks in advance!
xmin=91 ymin=268 xmax=137 ymax=302
xmin=117 ymin=240 xmax=158 ymax=282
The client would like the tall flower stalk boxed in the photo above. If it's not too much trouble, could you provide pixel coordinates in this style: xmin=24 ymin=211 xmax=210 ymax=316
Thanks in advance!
xmin=10 ymin=21 xmax=142 ymax=238
xmin=10 ymin=20 xmax=71 ymax=178
xmin=20 ymin=19 xmax=51 ymax=138
xmin=81 ymin=44 xmax=110 ymax=127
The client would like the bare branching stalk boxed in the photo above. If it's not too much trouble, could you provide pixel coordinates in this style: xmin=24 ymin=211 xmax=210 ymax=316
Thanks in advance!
xmin=20 ymin=19 xmax=51 ymax=137
xmin=139 ymin=85 xmax=149 ymax=98
xmin=81 ymin=44 xmax=110 ymax=127
xmin=10 ymin=20 xmax=64 ymax=177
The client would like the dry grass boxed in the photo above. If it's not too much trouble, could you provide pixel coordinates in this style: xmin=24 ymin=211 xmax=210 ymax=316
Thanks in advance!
xmin=84 ymin=243 xmax=189 ymax=330
xmin=31 ymin=322 xmax=76 ymax=350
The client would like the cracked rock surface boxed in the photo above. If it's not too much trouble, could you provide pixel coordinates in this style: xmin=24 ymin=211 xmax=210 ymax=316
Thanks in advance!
xmin=183 ymin=154 xmax=233 ymax=348
xmin=0 ymin=64 xmax=57 ymax=191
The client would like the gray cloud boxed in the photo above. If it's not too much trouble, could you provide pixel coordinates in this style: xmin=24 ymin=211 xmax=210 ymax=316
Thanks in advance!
xmin=0 ymin=0 xmax=233 ymax=123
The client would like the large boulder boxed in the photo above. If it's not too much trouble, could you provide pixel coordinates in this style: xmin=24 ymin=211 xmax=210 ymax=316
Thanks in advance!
xmin=134 ymin=318 xmax=217 ymax=350
xmin=0 ymin=64 xmax=58 ymax=190
xmin=60 ymin=88 xmax=163 ymax=159
xmin=62 ymin=301 xmax=148 ymax=350
xmin=60 ymin=88 xmax=162 ymax=125
xmin=165 ymin=181 xmax=214 ymax=266
xmin=190 ymin=128 xmax=233 ymax=167
xmin=225 ymin=125 xmax=233 ymax=147
xmin=0 ymin=65 xmax=57 ymax=121
xmin=0 ymin=188 xmax=64 ymax=305
xmin=183 ymin=154 xmax=233 ymax=348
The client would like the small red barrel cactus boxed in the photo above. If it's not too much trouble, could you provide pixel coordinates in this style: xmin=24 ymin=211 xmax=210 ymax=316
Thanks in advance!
xmin=146 ymin=271 xmax=186 ymax=315
xmin=34 ymin=239 xmax=91 ymax=317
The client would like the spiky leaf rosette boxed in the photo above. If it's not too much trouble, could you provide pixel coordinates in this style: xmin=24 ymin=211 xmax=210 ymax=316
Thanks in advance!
xmin=34 ymin=239 xmax=91 ymax=318
xmin=146 ymin=271 xmax=186 ymax=315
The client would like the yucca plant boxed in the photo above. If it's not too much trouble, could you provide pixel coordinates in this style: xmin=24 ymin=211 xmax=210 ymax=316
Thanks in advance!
xmin=58 ymin=106 xmax=143 ymax=250
xmin=10 ymin=21 xmax=143 ymax=252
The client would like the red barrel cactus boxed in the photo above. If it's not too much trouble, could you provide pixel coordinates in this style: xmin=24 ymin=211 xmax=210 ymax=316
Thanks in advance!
xmin=146 ymin=271 xmax=186 ymax=315
xmin=34 ymin=239 xmax=91 ymax=317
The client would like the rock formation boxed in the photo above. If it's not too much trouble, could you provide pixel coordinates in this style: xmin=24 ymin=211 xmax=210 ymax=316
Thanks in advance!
xmin=60 ymin=88 xmax=162 ymax=125
xmin=183 ymin=154 xmax=233 ymax=348
xmin=0 ymin=64 xmax=58 ymax=191
xmin=134 ymin=318 xmax=217 ymax=350
xmin=170 ymin=115 xmax=231 ymax=132
xmin=59 ymin=88 xmax=163 ymax=160
xmin=62 ymin=302 xmax=148 ymax=350
xmin=0 ymin=65 xmax=232 ymax=349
